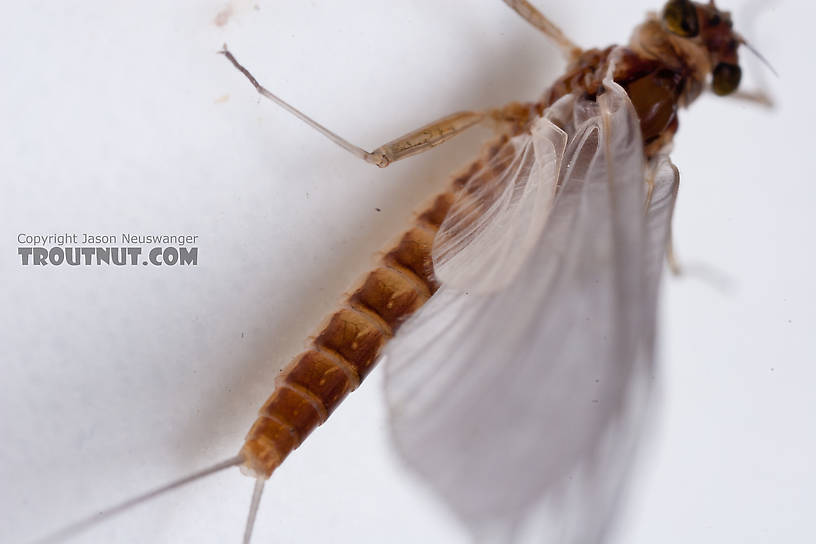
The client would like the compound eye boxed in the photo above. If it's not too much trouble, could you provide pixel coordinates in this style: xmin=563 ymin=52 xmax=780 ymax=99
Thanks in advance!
xmin=712 ymin=63 xmax=742 ymax=95
xmin=663 ymin=0 xmax=700 ymax=37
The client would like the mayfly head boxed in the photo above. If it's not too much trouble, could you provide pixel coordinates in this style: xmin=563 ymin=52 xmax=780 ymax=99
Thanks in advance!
xmin=630 ymin=1 xmax=757 ymax=103
xmin=663 ymin=0 xmax=743 ymax=95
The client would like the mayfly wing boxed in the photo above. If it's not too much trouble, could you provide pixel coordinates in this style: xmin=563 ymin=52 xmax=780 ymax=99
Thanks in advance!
xmin=384 ymin=67 xmax=678 ymax=542
xmin=644 ymin=154 xmax=681 ymax=296
xmin=432 ymin=107 xmax=567 ymax=294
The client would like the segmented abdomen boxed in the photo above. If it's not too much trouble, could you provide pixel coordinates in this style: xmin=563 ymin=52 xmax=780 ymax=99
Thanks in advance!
xmin=239 ymin=167 xmax=479 ymax=478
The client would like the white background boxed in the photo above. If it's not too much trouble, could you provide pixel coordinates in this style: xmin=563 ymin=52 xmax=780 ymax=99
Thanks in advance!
xmin=1 ymin=1 xmax=812 ymax=543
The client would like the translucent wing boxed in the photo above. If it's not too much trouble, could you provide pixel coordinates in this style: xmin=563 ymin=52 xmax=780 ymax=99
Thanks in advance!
xmin=384 ymin=68 xmax=679 ymax=543
xmin=432 ymin=104 xmax=568 ymax=293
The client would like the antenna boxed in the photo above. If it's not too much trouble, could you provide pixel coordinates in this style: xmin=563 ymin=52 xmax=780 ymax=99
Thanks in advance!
xmin=739 ymin=36 xmax=779 ymax=78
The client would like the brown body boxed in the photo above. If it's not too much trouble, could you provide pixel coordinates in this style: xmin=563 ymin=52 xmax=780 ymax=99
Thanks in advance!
xmin=240 ymin=2 xmax=743 ymax=479
xmin=241 ymin=155 xmax=483 ymax=477
xmin=25 ymin=5 xmax=756 ymax=544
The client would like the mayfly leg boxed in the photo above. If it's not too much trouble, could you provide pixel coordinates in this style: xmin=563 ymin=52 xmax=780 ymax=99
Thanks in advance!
xmin=501 ymin=0 xmax=582 ymax=60
xmin=219 ymin=2 xmax=581 ymax=168
xmin=729 ymin=89 xmax=775 ymax=108
xmin=220 ymin=46 xmax=489 ymax=168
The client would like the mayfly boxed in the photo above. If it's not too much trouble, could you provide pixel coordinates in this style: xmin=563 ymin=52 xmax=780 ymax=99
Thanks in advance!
xmin=31 ymin=1 xmax=774 ymax=542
